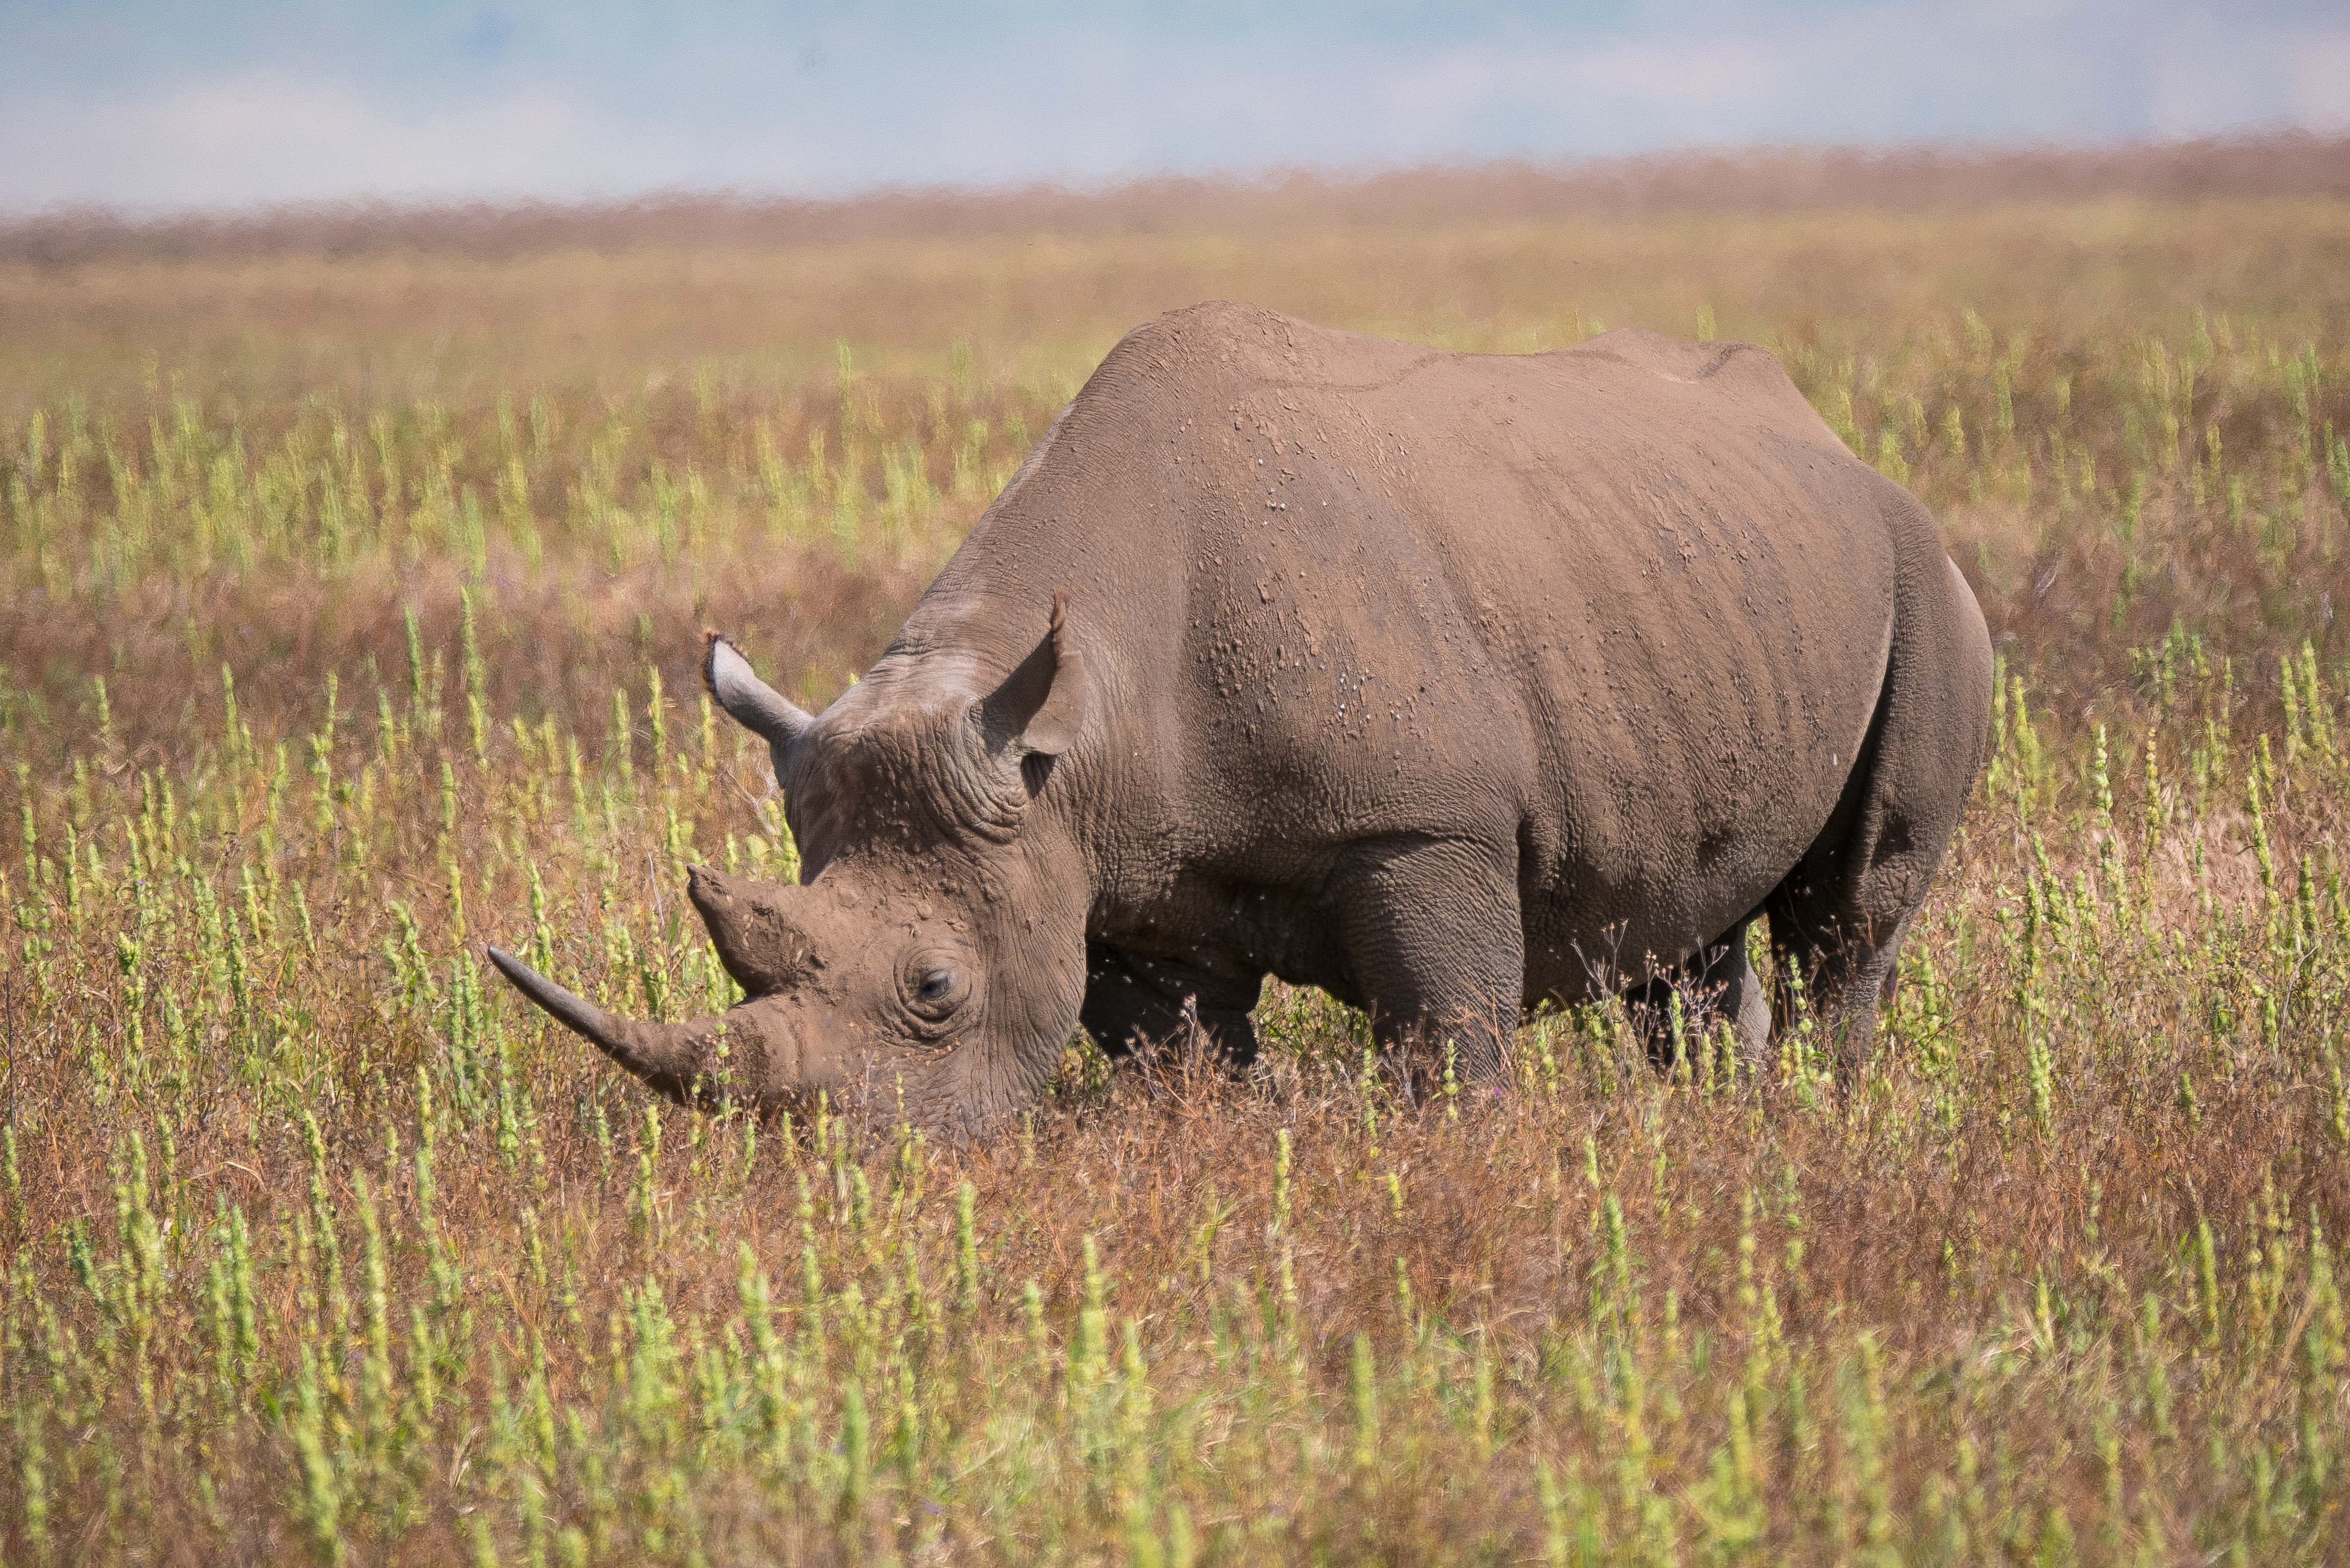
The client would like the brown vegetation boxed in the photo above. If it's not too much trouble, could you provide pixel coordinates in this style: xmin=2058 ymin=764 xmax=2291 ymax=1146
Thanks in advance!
xmin=2 ymin=145 xmax=2349 ymax=1562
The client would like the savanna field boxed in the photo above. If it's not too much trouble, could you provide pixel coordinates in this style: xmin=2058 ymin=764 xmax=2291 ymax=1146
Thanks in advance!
xmin=6 ymin=148 xmax=2350 ymax=1563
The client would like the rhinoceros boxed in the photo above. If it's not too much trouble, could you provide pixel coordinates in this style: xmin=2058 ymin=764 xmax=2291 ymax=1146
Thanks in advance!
xmin=490 ymin=301 xmax=1993 ymax=1134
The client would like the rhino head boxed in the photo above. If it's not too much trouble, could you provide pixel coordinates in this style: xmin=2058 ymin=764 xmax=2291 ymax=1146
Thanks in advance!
xmin=489 ymin=595 xmax=1093 ymax=1135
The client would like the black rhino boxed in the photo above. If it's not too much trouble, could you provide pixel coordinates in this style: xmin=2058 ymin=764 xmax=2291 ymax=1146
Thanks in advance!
xmin=492 ymin=301 xmax=1994 ymax=1134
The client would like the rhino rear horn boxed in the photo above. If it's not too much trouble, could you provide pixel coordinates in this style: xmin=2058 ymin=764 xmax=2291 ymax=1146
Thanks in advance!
xmin=704 ymin=634 xmax=813 ymax=751
xmin=686 ymin=864 xmax=819 ymax=994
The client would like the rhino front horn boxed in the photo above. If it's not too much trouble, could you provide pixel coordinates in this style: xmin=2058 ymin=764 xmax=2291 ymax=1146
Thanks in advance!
xmin=487 ymin=946 xmax=733 ymax=1106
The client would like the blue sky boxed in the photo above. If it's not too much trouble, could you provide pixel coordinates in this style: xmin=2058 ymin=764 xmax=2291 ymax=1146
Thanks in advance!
xmin=3 ymin=1 xmax=2347 ymax=214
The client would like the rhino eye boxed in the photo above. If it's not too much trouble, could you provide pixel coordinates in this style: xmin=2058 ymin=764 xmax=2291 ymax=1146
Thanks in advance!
xmin=901 ymin=951 xmax=970 ymax=1023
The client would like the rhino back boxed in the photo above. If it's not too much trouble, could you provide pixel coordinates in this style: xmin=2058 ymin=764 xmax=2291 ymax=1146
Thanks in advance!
xmin=902 ymin=304 xmax=1906 ymax=987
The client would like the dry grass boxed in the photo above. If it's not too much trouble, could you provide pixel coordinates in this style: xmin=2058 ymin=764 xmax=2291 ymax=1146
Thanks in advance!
xmin=4 ymin=149 xmax=2350 ymax=1564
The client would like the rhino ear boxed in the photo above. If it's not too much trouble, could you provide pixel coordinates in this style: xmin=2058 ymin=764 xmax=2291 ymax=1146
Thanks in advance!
xmin=705 ymin=634 xmax=813 ymax=752
xmin=982 ymin=590 xmax=1087 ymax=757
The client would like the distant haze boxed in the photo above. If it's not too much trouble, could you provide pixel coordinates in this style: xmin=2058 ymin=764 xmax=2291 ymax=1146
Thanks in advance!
xmin=5 ymin=0 xmax=2348 ymax=215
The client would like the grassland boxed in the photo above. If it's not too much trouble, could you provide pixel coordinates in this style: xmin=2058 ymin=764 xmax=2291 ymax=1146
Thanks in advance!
xmin=5 ymin=152 xmax=2350 ymax=1563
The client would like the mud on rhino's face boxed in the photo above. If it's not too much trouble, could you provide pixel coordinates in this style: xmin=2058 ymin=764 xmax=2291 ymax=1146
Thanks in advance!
xmin=489 ymin=600 xmax=1089 ymax=1131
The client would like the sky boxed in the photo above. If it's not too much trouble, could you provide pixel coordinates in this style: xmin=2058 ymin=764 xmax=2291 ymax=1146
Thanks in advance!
xmin=3 ymin=1 xmax=2348 ymax=215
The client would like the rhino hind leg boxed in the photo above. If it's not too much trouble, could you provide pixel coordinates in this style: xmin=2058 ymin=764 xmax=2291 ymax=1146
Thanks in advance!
xmin=1079 ymin=944 xmax=1264 ymax=1070
xmin=1763 ymin=757 xmax=1950 ymax=1086
xmin=1765 ymin=544 xmax=1993 ymax=1085
xmin=1627 ymin=918 xmax=1772 ymax=1074
xmin=1762 ymin=897 xmax=1922 ymax=1085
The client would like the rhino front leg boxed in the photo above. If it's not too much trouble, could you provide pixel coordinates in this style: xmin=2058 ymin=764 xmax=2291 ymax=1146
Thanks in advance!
xmin=1079 ymin=943 xmax=1264 ymax=1069
xmin=1334 ymin=836 xmax=1524 ymax=1088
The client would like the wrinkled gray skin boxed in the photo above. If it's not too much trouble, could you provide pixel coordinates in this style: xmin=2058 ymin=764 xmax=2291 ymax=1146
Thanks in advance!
xmin=491 ymin=302 xmax=1994 ymax=1136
